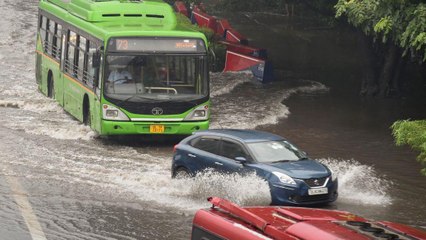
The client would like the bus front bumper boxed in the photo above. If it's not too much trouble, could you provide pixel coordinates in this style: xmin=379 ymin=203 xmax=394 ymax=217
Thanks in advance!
xmin=100 ymin=120 xmax=209 ymax=135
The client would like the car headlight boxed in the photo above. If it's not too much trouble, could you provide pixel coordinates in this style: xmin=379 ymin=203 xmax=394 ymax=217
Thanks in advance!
xmin=102 ymin=104 xmax=129 ymax=121
xmin=272 ymin=172 xmax=296 ymax=185
xmin=184 ymin=105 xmax=209 ymax=121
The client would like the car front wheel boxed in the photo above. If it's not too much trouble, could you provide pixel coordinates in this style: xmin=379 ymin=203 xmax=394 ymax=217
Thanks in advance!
xmin=173 ymin=167 xmax=191 ymax=179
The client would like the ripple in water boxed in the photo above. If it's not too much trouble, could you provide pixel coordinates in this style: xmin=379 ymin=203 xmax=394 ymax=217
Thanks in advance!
xmin=319 ymin=158 xmax=393 ymax=205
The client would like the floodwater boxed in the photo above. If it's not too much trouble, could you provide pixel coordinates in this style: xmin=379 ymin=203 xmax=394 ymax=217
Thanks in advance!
xmin=0 ymin=1 xmax=425 ymax=239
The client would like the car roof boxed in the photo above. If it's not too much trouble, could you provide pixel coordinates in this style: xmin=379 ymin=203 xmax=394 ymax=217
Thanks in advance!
xmin=193 ymin=129 xmax=285 ymax=143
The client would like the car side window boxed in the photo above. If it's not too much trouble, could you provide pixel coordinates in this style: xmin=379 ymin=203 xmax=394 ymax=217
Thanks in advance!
xmin=192 ymin=137 xmax=220 ymax=155
xmin=221 ymin=140 xmax=247 ymax=160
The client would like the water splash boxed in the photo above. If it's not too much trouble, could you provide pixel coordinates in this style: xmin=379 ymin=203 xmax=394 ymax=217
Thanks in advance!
xmin=26 ymin=124 xmax=97 ymax=141
xmin=111 ymin=168 xmax=271 ymax=211
xmin=185 ymin=169 xmax=271 ymax=206
xmin=210 ymin=78 xmax=329 ymax=129
xmin=21 ymin=99 xmax=64 ymax=113
xmin=0 ymin=100 xmax=24 ymax=108
xmin=319 ymin=158 xmax=393 ymax=205
xmin=2 ymin=99 xmax=97 ymax=140
xmin=210 ymin=71 xmax=253 ymax=97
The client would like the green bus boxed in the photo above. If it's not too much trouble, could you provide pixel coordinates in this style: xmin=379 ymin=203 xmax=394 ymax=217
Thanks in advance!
xmin=36 ymin=0 xmax=210 ymax=135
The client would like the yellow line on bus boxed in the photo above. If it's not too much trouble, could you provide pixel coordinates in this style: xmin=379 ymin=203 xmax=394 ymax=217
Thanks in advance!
xmin=36 ymin=50 xmax=96 ymax=96
xmin=35 ymin=50 xmax=59 ymax=66
xmin=63 ymin=74 xmax=96 ymax=96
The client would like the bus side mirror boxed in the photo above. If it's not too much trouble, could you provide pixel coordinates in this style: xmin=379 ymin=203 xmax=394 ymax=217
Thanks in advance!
xmin=92 ymin=51 xmax=101 ymax=68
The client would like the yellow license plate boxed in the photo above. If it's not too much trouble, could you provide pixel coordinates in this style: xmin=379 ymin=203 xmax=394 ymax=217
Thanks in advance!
xmin=150 ymin=125 xmax=165 ymax=133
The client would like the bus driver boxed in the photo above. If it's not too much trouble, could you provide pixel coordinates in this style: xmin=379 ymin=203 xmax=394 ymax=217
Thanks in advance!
xmin=108 ymin=65 xmax=132 ymax=84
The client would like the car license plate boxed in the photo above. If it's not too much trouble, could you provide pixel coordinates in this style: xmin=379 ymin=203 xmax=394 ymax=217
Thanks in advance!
xmin=308 ymin=187 xmax=328 ymax=195
xmin=150 ymin=125 xmax=164 ymax=133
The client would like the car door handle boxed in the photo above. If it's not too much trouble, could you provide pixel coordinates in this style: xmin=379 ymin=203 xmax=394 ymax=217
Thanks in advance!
xmin=214 ymin=162 xmax=223 ymax=166
xmin=188 ymin=154 xmax=196 ymax=158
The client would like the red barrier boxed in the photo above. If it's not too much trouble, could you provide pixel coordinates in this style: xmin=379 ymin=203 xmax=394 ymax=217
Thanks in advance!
xmin=192 ymin=7 xmax=217 ymax=30
xmin=216 ymin=19 xmax=231 ymax=37
xmin=219 ymin=40 xmax=266 ymax=59
xmin=174 ymin=2 xmax=274 ymax=83
xmin=223 ymin=51 xmax=274 ymax=83
xmin=174 ymin=1 xmax=188 ymax=17
xmin=225 ymin=27 xmax=248 ymax=45
xmin=223 ymin=50 xmax=264 ymax=72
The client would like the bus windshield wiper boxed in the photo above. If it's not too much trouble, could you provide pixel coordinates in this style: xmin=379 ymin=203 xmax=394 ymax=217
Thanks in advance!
xmin=174 ymin=98 xmax=198 ymax=107
xmin=119 ymin=95 xmax=157 ymax=104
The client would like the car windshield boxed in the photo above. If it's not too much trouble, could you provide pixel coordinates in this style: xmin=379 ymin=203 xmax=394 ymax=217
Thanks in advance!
xmin=104 ymin=54 xmax=208 ymax=102
xmin=246 ymin=140 xmax=307 ymax=163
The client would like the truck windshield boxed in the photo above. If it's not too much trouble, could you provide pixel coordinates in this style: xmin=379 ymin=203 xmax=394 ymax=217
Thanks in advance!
xmin=104 ymin=54 xmax=208 ymax=101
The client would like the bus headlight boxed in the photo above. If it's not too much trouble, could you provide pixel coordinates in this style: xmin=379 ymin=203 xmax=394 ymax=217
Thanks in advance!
xmin=184 ymin=105 xmax=209 ymax=121
xmin=193 ymin=110 xmax=206 ymax=117
xmin=106 ymin=109 xmax=118 ymax=118
xmin=102 ymin=104 xmax=129 ymax=121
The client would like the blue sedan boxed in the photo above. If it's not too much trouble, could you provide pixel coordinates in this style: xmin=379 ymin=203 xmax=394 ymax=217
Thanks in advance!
xmin=171 ymin=129 xmax=338 ymax=206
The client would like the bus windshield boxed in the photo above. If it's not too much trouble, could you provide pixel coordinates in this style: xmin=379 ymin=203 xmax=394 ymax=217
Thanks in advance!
xmin=104 ymin=54 xmax=208 ymax=101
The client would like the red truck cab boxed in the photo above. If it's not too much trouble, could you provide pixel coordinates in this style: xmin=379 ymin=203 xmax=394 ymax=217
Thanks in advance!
xmin=191 ymin=197 xmax=426 ymax=240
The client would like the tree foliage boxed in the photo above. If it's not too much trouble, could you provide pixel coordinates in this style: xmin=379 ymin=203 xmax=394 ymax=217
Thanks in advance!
xmin=391 ymin=120 xmax=426 ymax=175
xmin=336 ymin=0 xmax=426 ymax=175
xmin=335 ymin=0 xmax=426 ymax=61
xmin=214 ymin=0 xmax=287 ymax=12
xmin=176 ymin=13 xmax=215 ymax=41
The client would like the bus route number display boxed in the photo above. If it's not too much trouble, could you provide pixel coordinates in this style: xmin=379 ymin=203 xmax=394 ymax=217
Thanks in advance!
xmin=111 ymin=38 xmax=205 ymax=53
xmin=117 ymin=39 xmax=129 ymax=50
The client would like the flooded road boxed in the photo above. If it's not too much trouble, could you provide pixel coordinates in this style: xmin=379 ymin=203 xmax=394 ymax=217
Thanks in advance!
xmin=0 ymin=1 xmax=425 ymax=239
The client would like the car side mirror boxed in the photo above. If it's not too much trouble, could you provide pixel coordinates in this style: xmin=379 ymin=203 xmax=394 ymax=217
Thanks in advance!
xmin=235 ymin=157 xmax=247 ymax=164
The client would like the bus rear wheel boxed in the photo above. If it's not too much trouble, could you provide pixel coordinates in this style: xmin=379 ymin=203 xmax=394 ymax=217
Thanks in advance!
xmin=47 ymin=73 xmax=54 ymax=98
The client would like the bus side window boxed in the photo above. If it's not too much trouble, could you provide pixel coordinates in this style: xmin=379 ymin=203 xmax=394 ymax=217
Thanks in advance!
xmin=87 ymin=41 xmax=100 ymax=89
xmin=47 ymin=19 xmax=55 ymax=56
xmin=66 ymin=30 xmax=77 ymax=77
xmin=77 ymin=35 xmax=87 ymax=83
xmin=39 ymin=15 xmax=48 ymax=53
xmin=53 ymin=23 xmax=62 ymax=61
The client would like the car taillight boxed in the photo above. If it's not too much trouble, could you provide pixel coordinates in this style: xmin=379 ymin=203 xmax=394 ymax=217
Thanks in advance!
xmin=173 ymin=144 xmax=178 ymax=152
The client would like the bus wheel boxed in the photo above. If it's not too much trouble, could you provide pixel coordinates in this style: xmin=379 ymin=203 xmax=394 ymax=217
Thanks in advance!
xmin=83 ymin=96 xmax=91 ymax=126
xmin=47 ymin=72 xmax=54 ymax=98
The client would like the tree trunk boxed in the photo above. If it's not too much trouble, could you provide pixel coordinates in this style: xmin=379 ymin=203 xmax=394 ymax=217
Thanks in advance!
xmin=360 ymin=35 xmax=379 ymax=97
xmin=389 ymin=53 xmax=405 ymax=97
xmin=377 ymin=43 xmax=400 ymax=97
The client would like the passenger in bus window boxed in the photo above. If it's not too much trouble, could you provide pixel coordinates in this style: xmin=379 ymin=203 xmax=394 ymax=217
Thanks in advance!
xmin=108 ymin=65 xmax=133 ymax=84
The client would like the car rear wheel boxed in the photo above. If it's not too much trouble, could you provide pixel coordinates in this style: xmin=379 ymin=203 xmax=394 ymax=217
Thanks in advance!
xmin=174 ymin=168 xmax=191 ymax=179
